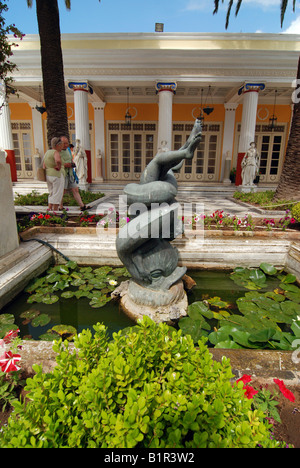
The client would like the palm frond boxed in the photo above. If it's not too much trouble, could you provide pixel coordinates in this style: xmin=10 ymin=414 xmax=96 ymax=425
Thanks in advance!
xmin=213 ymin=0 xmax=221 ymax=15
xmin=225 ymin=0 xmax=234 ymax=29
xmin=27 ymin=0 xmax=33 ymax=7
xmin=280 ymin=0 xmax=288 ymax=27
xmin=65 ymin=0 xmax=71 ymax=10
xmin=235 ymin=0 xmax=243 ymax=17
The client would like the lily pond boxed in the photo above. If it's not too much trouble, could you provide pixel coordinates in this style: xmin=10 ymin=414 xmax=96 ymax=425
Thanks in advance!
xmin=1 ymin=261 xmax=300 ymax=350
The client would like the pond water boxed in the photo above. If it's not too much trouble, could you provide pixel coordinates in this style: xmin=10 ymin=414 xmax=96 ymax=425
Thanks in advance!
xmin=1 ymin=267 xmax=282 ymax=341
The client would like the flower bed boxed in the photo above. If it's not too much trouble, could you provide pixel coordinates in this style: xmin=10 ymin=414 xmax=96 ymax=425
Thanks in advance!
xmin=17 ymin=208 xmax=300 ymax=234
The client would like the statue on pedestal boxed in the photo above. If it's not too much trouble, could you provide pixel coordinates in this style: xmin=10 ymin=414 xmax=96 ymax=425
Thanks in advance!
xmin=115 ymin=119 xmax=202 ymax=323
xmin=241 ymin=142 xmax=260 ymax=186
xmin=73 ymin=139 xmax=88 ymax=185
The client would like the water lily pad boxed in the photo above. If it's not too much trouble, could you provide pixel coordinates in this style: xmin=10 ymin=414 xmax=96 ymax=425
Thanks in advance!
xmin=31 ymin=313 xmax=51 ymax=327
xmin=61 ymin=291 xmax=75 ymax=299
xmin=38 ymin=332 xmax=57 ymax=341
xmin=51 ymin=325 xmax=77 ymax=341
xmin=89 ymin=295 xmax=112 ymax=308
xmin=46 ymin=273 xmax=61 ymax=283
xmin=55 ymin=265 xmax=69 ymax=275
xmin=259 ymin=263 xmax=278 ymax=275
xmin=249 ymin=328 xmax=276 ymax=343
xmin=281 ymin=273 xmax=297 ymax=284
xmin=214 ymin=340 xmax=242 ymax=349
xmin=42 ymin=294 xmax=59 ymax=305
xmin=206 ymin=296 xmax=230 ymax=309
xmin=20 ymin=309 xmax=40 ymax=320
xmin=0 ymin=324 xmax=18 ymax=339
xmin=65 ymin=260 xmax=77 ymax=270
xmin=291 ymin=321 xmax=300 ymax=338
xmin=178 ymin=316 xmax=210 ymax=343
xmin=187 ymin=301 xmax=213 ymax=320
xmin=0 ymin=313 xmax=15 ymax=325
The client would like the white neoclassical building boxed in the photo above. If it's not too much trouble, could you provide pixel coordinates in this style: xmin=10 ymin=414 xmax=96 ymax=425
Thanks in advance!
xmin=1 ymin=32 xmax=300 ymax=187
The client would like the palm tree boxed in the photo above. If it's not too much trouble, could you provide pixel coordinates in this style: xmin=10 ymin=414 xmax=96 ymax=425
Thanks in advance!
xmin=213 ymin=0 xmax=296 ymax=29
xmin=213 ymin=0 xmax=300 ymax=201
xmin=27 ymin=0 xmax=69 ymax=147
xmin=27 ymin=0 xmax=100 ymax=147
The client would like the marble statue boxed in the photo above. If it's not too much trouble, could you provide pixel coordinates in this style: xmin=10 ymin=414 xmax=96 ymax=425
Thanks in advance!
xmin=241 ymin=142 xmax=260 ymax=186
xmin=73 ymin=139 xmax=88 ymax=184
xmin=115 ymin=119 xmax=202 ymax=322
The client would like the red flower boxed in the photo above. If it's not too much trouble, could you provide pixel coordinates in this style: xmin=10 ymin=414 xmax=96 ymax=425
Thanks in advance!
xmin=0 ymin=351 xmax=21 ymax=373
xmin=244 ymin=385 xmax=259 ymax=399
xmin=37 ymin=214 xmax=44 ymax=219
xmin=44 ymin=214 xmax=51 ymax=219
xmin=236 ymin=374 xmax=252 ymax=385
xmin=2 ymin=329 xmax=20 ymax=345
xmin=273 ymin=379 xmax=295 ymax=403
xmin=236 ymin=374 xmax=258 ymax=399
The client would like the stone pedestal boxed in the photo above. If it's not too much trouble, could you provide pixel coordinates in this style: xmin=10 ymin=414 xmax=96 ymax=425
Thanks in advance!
xmin=238 ymin=184 xmax=258 ymax=193
xmin=0 ymin=150 xmax=19 ymax=258
xmin=222 ymin=157 xmax=232 ymax=184
xmin=114 ymin=279 xmax=188 ymax=324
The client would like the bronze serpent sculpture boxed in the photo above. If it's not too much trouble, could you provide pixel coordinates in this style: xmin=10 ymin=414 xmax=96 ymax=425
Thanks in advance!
xmin=116 ymin=119 xmax=202 ymax=321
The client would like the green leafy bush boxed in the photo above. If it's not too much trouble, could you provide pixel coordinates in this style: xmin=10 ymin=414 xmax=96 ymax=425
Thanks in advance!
xmin=0 ymin=318 xmax=286 ymax=448
xmin=14 ymin=190 xmax=104 ymax=207
xmin=291 ymin=202 xmax=300 ymax=223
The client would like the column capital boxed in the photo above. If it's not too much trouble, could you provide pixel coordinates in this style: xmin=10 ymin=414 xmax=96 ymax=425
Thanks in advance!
xmin=155 ymin=81 xmax=177 ymax=94
xmin=68 ymin=81 xmax=93 ymax=94
xmin=238 ymin=83 xmax=265 ymax=95
xmin=92 ymin=101 xmax=106 ymax=110
xmin=224 ymin=102 xmax=239 ymax=112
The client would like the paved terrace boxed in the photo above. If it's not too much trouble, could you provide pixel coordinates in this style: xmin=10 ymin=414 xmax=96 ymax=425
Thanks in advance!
xmin=13 ymin=181 xmax=283 ymax=218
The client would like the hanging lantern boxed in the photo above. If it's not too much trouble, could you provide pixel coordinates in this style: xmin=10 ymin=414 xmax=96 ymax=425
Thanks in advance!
xmin=203 ymin=85 xmax=214 ymax=115
xmin=269 ymin=89 xmax=278 ymax=130
xmin=125 ymin=87 xmax=131 ymax=127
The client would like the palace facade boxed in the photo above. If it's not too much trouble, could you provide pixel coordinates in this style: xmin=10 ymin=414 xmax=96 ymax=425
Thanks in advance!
xmin=1 ymin=32 xmax=300 ymax=186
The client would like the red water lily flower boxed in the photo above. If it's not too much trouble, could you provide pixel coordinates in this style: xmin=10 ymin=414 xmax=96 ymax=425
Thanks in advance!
xmin=0 ymin=351 xmax=21 ymax=373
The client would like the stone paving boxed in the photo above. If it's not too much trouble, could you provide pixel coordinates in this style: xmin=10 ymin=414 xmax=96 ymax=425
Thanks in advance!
xmin=13 ymin=182 xmax=283 ymax=218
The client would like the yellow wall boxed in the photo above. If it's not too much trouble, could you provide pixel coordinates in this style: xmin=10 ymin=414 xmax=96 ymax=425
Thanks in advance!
xmin=10 ymin=103 xmax=32 ymax=120
xmin=173 ymin=104 xmax=225 ymax=122
xmin=235 ymin=104 xmax=291 ymax=124
xmin=105 ymin=103 xmax=158 ymax=121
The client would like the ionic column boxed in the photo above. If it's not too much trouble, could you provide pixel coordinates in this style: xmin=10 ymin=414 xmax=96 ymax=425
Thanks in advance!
xmin=92 ymin=102 xmax=106 ymax=181
xmin=155 ymin=82 xmax=177 ymax=151
xmin=68 ymin=81 xmax=93 ymax=183
xmin=221 ymin=103 xmax=239 ymax=182
xmin=236 ymin=83 xmax=265 ymax=185
xmin=0 ymin=83 xmax=17 ymax=181
xmin=29 ymin=102 xmax=45 ymax=178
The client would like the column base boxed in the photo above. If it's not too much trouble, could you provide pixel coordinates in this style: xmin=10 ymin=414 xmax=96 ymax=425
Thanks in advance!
xmin=86 ymin=149 xmax=92 ymax=183
xmin=236 ymin=152 xmax=245 ymax=186
xmin=5 ymin=150 xmax=17 ymax=182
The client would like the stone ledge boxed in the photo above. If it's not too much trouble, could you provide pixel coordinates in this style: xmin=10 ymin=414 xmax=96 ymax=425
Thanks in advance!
xmin=19 ymin=339 xmax=300 ymax=385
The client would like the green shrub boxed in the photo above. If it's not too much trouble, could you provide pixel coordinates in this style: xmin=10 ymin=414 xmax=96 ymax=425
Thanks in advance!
xmin=14 ymin=190 xmax=104 ymax=206
xmin=0 ymin=318 xmax=286 ymax=448
xmin=291 ymin=202 xmax=300 ymax=223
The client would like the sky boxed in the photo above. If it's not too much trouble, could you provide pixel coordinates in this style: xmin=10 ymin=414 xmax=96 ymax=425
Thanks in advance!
xmin=4 ymin=0 xmax=300 ymax=35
